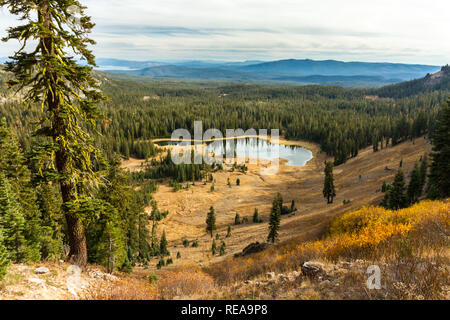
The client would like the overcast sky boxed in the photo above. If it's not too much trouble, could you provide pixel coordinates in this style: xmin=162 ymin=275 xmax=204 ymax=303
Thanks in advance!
xmin=0 ymin=0 xmax=449 ymax=64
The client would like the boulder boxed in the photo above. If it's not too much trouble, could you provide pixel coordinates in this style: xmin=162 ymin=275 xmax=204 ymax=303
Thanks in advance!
xmin=266 ymin=272 xmax=276 ymax=279
xmin=234 ymin=242 xmax=271 ymax=257
xmin=28 ymin=278 xmax=46 ymax=287
xmin=34 ymin=267 xmax=50 ymax=274
xmin=301 ymin=261 xmax=324 ymax=279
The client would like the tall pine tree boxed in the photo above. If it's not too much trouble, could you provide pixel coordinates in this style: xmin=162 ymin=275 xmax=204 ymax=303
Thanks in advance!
xmin=323 ymin=161 xmax=336 ymax=204
xmin=427 ymin=100 xmax=450 ymax=199
xmin=206 ymin=206 xmax=217 ymax=238
xmin=406 ymin=162 xmax=421 ymax=205
xmin=267 ymin=193 xmax=282 ymax=243
xmin=159 ymin=230 xmax=169 ymax=257
xmin=1 ymin=0 xmax=106 ymax=267
xmin=389 ymin=170 xmax=407 ymax=210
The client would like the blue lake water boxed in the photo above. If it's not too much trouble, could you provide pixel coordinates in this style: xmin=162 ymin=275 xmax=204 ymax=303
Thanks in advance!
xmin=205 ymin=138 xmax=313 ymax=167
xmin=156 ymin=138 xmax=313 ymax=167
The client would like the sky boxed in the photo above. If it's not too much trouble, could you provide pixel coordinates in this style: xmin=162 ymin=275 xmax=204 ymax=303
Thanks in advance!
xmin=0 ymin=0 xmax=449 ymax=65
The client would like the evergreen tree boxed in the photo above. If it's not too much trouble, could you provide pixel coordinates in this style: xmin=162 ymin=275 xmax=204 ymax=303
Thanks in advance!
xmin=0 ymin=227 xmax=10 ymax=281
xmin=121 ymin=255 xmax=133 ymax=273
xmin=96 ymin=222 xmax=126 ymax=273
xmin=381 ymin=181 xmax=388 ymax=193
xmin=36 ymin=184 xmax=65 ymax=261
xmin=151 ymin=221 xmax=160 ymax=256
xmin=226 ymin=225 xmax=232 ymax=238
xmin=0 ymin=119 xmax=42 ymax=261
xmin=234 ymin=213 xmax=241 ymax=225
xmin=159 ymin=230 xmax=169 ymax=256
xmin=290 ymin=200 xmax=296 ymax=213
xmin=406 ymin=162 xmax=421 ymax=205
xmin=211 ymin=238 xmax=217 ymax=255
xmin=428 ymin=100 xmax=450 ymax=199
xmin=1 ymin=0 xmax=107 ymax=267
xmin=136 ymin=208 xmax=151 ymax=261
xmin=253 ymin=209 xmax=260 ymax=223
xmin=274 ymin=193 xmax=283 ymax=213
xmin=389 ymin=170 xmax=407 ymax=210
xmin=381 ymin=183 xmax=391 ymax=208
xmin=93 ymin=157 xmax=149 ymax=266
xmin=0 ymin=174 xmax=32 ymax=262
xmin=206 ymin=206 xmax=217 ymax=237
xmin=418 ymin=154 xmax=428 ymax=195
xmin=323 ymin=162 xmax=336 ymax=204
xmin=219 ymin=241 xmax=226 ymax=256
xmin=267 ymin=194 xmax=282 ymax=243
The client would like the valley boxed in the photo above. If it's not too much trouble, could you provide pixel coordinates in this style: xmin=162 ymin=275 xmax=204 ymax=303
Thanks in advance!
xmin=138 ymin=136 xmax=431 ymax=269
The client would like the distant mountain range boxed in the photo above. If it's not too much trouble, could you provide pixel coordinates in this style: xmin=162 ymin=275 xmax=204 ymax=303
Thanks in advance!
xmin=96 ymin=58 xmax=440 ymax=87
xmin=0 ymin=57 xmax=441 ymax=87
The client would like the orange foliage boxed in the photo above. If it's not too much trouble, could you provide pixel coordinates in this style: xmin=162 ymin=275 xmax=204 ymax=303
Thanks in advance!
xmin=206 ymin=200 xmax=449 ymax=284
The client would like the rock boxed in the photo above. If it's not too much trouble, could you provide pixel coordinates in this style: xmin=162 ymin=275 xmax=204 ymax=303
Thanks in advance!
xmin=266 ymin=272 xmax=276 ymax=279
xmin=34 ymin=267 xmax=50 ymax=274
xmin=301 ymin=261 xmax=324 ymax=279
xmin=234 ymin=242 xmax=271 ymax=257
xmin=87 ymin=269 xmax=118 ymax=281
xmin=28 ymin=278 xmax=46 ymax=287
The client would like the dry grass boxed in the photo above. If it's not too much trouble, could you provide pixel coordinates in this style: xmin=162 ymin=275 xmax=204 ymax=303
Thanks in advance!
xmin=81 ymin=277 xmax=157 ymax=300
xmin=156 ymin=263 xmax=215 ymax=299
xmin=205 ymin=200 xmax=449 ymax=297
xmin=81 ymin=263 xmax=214 ymax=300
xmin=81 ymin=200 xmax=449 ymax=300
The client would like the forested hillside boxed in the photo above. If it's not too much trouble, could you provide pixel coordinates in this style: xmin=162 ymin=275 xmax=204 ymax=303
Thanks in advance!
xmin=372 ymin=65 xmax=450 ymax=98
xmin=1 ymin=66 xmax=449 ymax=165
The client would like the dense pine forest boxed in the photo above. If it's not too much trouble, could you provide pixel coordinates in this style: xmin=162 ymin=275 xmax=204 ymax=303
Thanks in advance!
xmin=1 ymin=66 xmax=449 ymax=165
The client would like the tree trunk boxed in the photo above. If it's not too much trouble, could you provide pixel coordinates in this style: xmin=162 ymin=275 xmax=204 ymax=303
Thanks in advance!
xmin=40 ymin=1 xmax=88 ymax=268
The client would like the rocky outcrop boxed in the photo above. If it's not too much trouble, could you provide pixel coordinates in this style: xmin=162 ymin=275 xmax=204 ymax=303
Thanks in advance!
xmin=301 ymin=261 xmax=325 ymax=279
xmin=234 ymin=242 xmax=271 ymax=257
xmin=34 ymin=267 xmax=50 ymax=274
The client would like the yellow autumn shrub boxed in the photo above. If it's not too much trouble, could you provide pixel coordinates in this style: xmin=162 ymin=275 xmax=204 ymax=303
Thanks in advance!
xmin=206 ymin=200 xmax=449 ymax=285
xmin=300 ymin=200 xmax=449 ymax=260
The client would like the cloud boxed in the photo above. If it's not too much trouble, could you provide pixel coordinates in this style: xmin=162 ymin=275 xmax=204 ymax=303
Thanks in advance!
xmin=0 ymin=0 xmax=449 ymax=64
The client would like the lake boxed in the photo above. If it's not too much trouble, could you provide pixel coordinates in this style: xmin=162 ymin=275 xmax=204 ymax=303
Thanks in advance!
xmin=205 ymin=138 xmax=313 ymax=167
xmin=156 ymin=137 xmax=313 ymax=167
